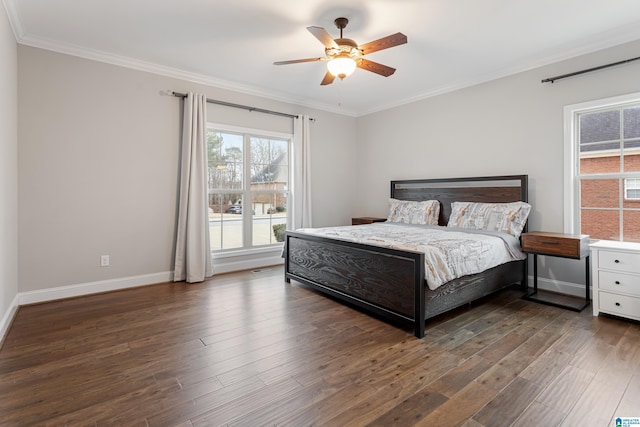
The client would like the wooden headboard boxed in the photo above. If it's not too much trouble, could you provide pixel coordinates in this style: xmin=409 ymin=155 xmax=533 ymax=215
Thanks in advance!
xmin=390 ymin=175 xmax=529 ymax=226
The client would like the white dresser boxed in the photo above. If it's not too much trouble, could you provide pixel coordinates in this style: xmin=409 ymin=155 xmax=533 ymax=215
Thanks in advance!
xmin=590 ymin=240 xmax=640 ymax=321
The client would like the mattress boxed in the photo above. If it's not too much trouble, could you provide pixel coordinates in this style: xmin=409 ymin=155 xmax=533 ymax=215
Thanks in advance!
xmin=295 ymin=222 xmax=525 ymax=290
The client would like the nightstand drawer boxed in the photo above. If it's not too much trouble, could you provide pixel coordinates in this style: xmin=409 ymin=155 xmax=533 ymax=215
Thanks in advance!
xmin=598 ymin=250 xmax=640 ymax=274
xmin=352 ymin=217 xmax=387 ymax=225
xmin=598 ymin=271 xmax=640 ymax=297
xmin=598 ymin=291 xmax=640 ymax=319
xmin=521 ymin=232 xmax=588 ymax=259
xmin=522 ymin=231 xmax=591 ymax=311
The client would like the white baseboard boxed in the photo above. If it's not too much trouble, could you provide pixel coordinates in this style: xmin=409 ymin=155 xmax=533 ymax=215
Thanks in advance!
xmin=212 ymin=256 xmax=284 ymax=276
xmin=18 ymin=271 xmax=174 ymax=306
xmin=5 ymin=267 xmax=577 ymax=346
xmin=0 ymin=294 xmax=20 ymax=347
xmin=0 ymin=259 xmax=285 ymax=344
xmin=526 ymin=275 xmax=590 ymax=298
xmin=0 ymin=271 xmax=173 ymax=346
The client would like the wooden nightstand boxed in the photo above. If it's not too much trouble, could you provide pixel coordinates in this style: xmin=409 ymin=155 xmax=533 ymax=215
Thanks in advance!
xmin=521 ymin=231 xmax=590 ymax=311
xmin=351 ymin=217 xmax=387 ymax=225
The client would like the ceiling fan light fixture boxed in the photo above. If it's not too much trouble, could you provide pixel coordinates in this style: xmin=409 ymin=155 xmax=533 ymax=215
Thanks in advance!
xmin=274 ymin=17 xmax=407 ymax=85
xmin=327 ymin=55 xmax=356 ymax=79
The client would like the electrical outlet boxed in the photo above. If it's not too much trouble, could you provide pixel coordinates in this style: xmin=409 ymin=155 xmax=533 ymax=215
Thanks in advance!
xmin=100 ymin=255 xmax=110 ymax=267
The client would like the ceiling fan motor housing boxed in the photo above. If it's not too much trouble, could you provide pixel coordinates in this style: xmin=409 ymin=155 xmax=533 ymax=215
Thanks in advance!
xmin=326 ymin=38 xmax=361 ymax=59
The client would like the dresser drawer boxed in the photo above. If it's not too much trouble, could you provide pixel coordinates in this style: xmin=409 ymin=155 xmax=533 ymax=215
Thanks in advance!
xmin=598 ymin=250 xmax=640 ymax=274
xmin=598 ymin=291 xmax=640 ymax=320
xmin=598 ymin=271 xmax=640 ymax=297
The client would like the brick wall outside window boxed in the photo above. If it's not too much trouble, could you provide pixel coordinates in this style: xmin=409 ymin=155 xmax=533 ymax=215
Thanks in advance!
xmin=579 ymin=152 xmax=640 ymax=242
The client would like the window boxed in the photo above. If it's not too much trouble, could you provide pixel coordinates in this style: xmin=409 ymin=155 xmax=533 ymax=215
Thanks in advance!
xmin=564 ymin=92 xmax=640 ymax=243
xmin=625 ymin=178 xmax=640 ymax=200
xmin=207 ymin=125 xmax=291 ymax=252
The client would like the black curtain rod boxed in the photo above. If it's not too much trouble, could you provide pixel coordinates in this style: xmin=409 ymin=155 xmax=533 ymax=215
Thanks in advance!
xmin=542 ymin=55 xmax=640 ymax=83
xmin=171 ymin=91 xmax=313 ymax=121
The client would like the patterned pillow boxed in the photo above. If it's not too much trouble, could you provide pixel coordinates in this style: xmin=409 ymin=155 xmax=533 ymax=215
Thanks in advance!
xmin=447 ymin=201 xmax=531 ymax=237
xmin=387 ymin=199 xmax=440 ymax=225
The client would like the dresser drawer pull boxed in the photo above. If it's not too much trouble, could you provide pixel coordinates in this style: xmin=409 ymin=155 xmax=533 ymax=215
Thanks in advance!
xmin=616 ymin=302 xmax=621 ymax=306
xmin=615 ymin=281 xmax=621 ymax=285
xmin=615 ymin=259 xmax=620 ymax=263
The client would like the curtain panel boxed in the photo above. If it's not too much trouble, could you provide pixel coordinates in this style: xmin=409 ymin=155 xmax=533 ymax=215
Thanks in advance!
xmin=173 ymin=92 xmax=213 ymax=283
xmin=293 ymin=114 xmax=313 ymax=229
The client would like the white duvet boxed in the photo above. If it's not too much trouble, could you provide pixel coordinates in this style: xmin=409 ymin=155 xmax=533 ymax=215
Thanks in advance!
xmin=295 ymin=222 xmax=525 ymax=290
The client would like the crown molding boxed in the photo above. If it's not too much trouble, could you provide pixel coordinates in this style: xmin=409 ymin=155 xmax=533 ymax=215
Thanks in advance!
xmin=2 ymin=0 xmax=23 ymax=41
xmin=16 ymin=31 xmax=359 ymax=117
xmin=8 ymin=0 xmax=640 ymax=118
xmin=4 ymin=0 xmax=355 ymax=115
xmin=359 ymin=25 xmax=640 ymax=116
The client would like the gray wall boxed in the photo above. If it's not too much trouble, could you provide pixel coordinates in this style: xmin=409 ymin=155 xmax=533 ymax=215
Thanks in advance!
xmin=0 ymin=4 xmax=18 ymax=334
xmin=17 ymin=45 xmax=357 ymax=293
xmin=355 ymin=39 xmax=640 ymax=290
xmin=14 ymin=34 xmax=640 ymax=299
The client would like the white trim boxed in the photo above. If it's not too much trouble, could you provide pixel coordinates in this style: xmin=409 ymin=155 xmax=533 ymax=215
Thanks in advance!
xmin=0 ymin=294 xmax=20 ymax=346
xmin=208 ymin=123 xmax=293 ymax=141
xmin=354 ymin=23 xmax=640 ymax=116
xmin=0 ymin=262 xmax=286 ymax=343
xmin=526 ymin=275 xmax=590 ymax=298
xmin=563 ymin=90 xmax=640 ymax=235
xmin=15 ymin=33 xmax=358 ymax=117
xmin=563 ymin=103 xmax=578 ymax=234
xmin=7 ymin=0 xmax=640 ymax=117
xmin=212 ymin=256 xmax=283 ymax=276
xmin=18 ymin=271 xmax=173 ymax=306
xmin=2 ymin=271 xmax=174 ymax=344
xmin=625 ymin=177 xmax=640 ymax=200
xmin=1 ymin=0 xmax=22 ymax=41
xmin=589 ymin=239 xmax=640 ymax=252
xmin=207 ymin=126 xmax=292 ymax=253
xmin=212 ymin=245 xmax=284 ymax=260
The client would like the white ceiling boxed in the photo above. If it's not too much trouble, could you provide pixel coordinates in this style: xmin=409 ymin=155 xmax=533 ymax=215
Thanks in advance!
xmin=6 ymin=0 xmax=640 ymax=116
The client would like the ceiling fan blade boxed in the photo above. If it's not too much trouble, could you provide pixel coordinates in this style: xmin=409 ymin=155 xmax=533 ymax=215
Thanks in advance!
xmin=307 ymin=26 xmax=339 ymax=49
xmin=356 ymin=58 xmax=396 ymax=77
xmin=358 ymin=32 xmax=407 ymax=55
xmin=274 ymin=57 xmax=324 ymax=65
xmin=320 ymin=71 xmax=336 ymax=85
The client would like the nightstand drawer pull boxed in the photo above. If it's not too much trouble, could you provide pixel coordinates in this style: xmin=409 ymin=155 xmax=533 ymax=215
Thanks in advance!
xmin=615 ymin=259 xmax=620 ymax=263
xmin=540 ymin=241 xmax=559 ymax=245
xmin=616 ymin=302 xmax=621 ymax=306
xmin=615 ymin=281 xmax=620 ymax=285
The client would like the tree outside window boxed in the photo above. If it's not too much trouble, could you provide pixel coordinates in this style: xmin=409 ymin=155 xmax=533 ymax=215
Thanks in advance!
xmin=207 ymin=128 xmax=291 ymax=252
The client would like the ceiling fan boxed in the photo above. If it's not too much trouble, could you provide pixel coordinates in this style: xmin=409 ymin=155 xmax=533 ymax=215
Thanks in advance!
xmin=274 ymin=17 xmax=407 ymax=85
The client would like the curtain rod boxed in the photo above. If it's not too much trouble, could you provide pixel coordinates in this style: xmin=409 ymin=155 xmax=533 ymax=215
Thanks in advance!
xmin=171 ymin=91 xmax=314 ymax=121
xmin=542 ymin=55 xmax=640 ymax=83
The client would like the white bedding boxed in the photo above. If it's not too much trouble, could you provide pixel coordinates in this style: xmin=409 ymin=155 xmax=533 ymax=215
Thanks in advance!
xmin=295 ymin=222 xmax=525 ymax=290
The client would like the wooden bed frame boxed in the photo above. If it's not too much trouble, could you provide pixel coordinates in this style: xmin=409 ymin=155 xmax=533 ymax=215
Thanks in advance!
xmin=284 ymin=175 xmax=528 ymax=338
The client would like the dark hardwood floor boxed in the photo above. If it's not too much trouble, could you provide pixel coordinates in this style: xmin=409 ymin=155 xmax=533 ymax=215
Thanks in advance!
xmin=1 ymin=266 xmax=639 ymax=426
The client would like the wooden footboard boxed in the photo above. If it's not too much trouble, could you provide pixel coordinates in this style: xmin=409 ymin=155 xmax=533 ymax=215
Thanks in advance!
xmin=285 ymin=231 xmax=426 ymax=338
xmin=284 ymin=174 xmax=529 ymax=339
xmin=284 ymin=230 xmax=525 ymax=338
